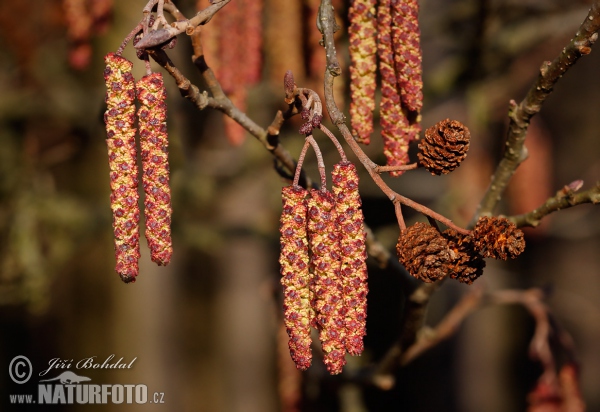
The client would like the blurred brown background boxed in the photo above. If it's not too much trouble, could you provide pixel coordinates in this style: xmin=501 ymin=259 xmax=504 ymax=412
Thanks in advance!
xmin=1 ymin=0 xmax=599 ymax=411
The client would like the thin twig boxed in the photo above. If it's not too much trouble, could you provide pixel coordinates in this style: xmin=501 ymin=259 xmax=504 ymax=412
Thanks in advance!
xmin=293 ymin=140 xmax=312 ymax=187
xmin=135 ymin=0 xmax=231 ymax=49
xmin=318 ymin=124 xmax=347 ymax=161
xmin=471 ymin=2 xmax=600 ymax=224
xmin=306 ymin=135 xmax=327 ymax=190
xmin=508 ymin=182 xmax=600 ymax=228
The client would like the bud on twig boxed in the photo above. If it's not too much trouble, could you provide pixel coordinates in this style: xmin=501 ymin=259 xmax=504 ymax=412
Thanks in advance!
xmin=104 ymin=53 xmax=140 ymax=283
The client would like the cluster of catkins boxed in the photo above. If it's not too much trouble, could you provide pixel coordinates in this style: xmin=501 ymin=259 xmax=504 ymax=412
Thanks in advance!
xmin=398 ymin=118 xmax=526 ymax=284
xmin=104 ymin=52 xmax=173 ymax=283
xmin=279 ymin=162 xmax=368 ymax=375
xmin=196 ymin=0 xmax=263 ymax=146
xmin=349 ymin=0 xmax=422 ymax=175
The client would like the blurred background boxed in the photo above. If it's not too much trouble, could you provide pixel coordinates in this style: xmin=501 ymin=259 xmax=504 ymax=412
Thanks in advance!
xmin=0 ymin=0 xmax=599 ymax=411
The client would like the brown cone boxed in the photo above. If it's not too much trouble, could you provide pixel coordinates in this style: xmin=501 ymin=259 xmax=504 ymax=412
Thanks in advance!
xmin=443 ymin=229 xmax=486 ymax=285
xmin=418 ymin=119 xmax=470 ymax=175
xmin=472 ymin=216 xmax=526 ymax=260
xmin=396 ymin=222 xmax=452 ymax=283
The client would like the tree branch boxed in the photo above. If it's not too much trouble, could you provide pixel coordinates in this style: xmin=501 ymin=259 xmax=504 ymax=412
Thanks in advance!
xmin=135 ymin=0 xmax=231 ymax=49
xmin=508 ymin=181 xmax=600 ymax=228
xmin=472 ymin=2 xmax=600 ymax=224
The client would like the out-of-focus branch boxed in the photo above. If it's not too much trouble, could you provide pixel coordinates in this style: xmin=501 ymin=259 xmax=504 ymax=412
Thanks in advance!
xmin=370 ymin=281 xmax=443 ymax=389
xmin=508 ymin=181 xmax=600 ymax=228
xmin=472 ymin=2 xmax=600 ymax=224
xmin=369 ymin=287 xmax=576 ymax=390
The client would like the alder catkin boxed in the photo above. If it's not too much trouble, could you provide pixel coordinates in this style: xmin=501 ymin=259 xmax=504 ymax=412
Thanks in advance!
xmin=104 ymin=53 xmax=140 ymax=283
xmin=137 ymin=73 xmax=173 ymax=266
xmin=378 ymin=0 xmax=414 ymax=176
xmin=279 ymin=186 xmax=313 ymax=370
xmin=307 ymin=189 xmax=346 ymax=375
xmin=349 ymin=0 xmax=378 ymax=144
xmin=332 ymin=162 xmax=368 ymax=356
xmin=391 ymin=0 xmax=423 ymax=114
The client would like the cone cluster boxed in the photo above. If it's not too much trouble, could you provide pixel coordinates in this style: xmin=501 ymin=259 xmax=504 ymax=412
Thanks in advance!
xmin=278 ymin=162 xmax=368 ymax=375
xmin=397 ymin=217 xmax=525 ymax=284
xmin=418 ymin=119 xmax=471 ymax=175
xmin=104 ymin=53 xmax=173 ymax=282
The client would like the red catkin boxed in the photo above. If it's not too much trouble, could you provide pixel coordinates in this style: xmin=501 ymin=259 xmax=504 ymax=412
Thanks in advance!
xmin=391 ymin=0 xmax=423 ymax=114
xmin=378 ymin=0 xmax=414 ymax=176
xmin=104 ymin=53 xmax=140 ymax=283
xmin=137 ymin=72 xmax=173 ymax=266
xmin=279 ymin=186 xmax=313 ymax=370
xmin=348 ymin=0 xmax=378 ymax=144
xmin=308 ymin=189 xmax=346 ymax=375
xmin=332 ymin=162 xmax=368 ymax=356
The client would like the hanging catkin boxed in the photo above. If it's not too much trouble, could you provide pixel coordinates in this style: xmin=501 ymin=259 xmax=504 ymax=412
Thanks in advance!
xmin=348 ymin=0 xmax=378 ymax=144
xmin=378 ymin=0 xmax=411 ymax=176
xmin=331 ymin=162 xmax=368 ymax=356
xmin=308 ymin=189 xmax=346 ymax=375
xmin=104 ymin=53 xmax=140 ymax=283
xmin=137 ymin=73 xmax=173 ymax=266
xmin=391 ymin=0 xmax=423 ymax=114
xmin=279 ymin=186 xmax=313 ymax=370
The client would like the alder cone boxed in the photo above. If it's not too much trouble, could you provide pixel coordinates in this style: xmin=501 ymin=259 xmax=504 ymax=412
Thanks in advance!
xmin=443 ymin=229 xmax=486 ymax=285
xmin=418 ymin=119 xmax=470 ymax=175
xmin=472 ymin=216 xmax=526 ymax=260
xmin=397 ymin=222 xmax=452 ymax=283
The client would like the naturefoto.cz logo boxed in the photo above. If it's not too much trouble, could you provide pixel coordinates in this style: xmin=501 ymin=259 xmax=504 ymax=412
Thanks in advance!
xmin=8 ymin=355 xmax=165 ymax=405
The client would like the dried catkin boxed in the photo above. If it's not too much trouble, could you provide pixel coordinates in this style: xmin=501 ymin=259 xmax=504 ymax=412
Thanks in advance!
xmin=391 ymin=0 xmax=423 ymax=114
xmin=349 ymin=0 xmax=378 ymax=144
xmin=137 ymin=73 xmax=173 ymax=266
xmin=279 ymin=186 xmax=313 ymax=370
xmin=104 ymin=53 xmax=140 ymax=283
xmin=307 ymin=189 xmax=346 ymax=375
xmin=332 ymin=162 xmax=368 ymax=356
